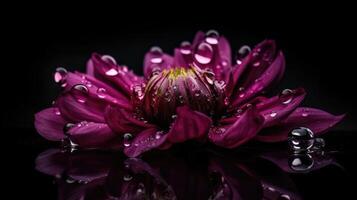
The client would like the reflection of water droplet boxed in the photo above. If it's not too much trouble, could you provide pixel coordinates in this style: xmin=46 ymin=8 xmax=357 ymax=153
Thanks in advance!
xmin=205 ymin=29 xmax=219 ymax=45
xmin=279 ymin=194 xmax=291 ymax=200
xmin=97 ymin=88 xmax=106 ymax=99
xmin=194 ymin=43 xmax=213 ymax=64
xmin=123 ymin=174 xmax=132 ymax=181
xmin=54 ymin=67 xmax=68 ymax=83
xmin=61 ymin=137 xmax=79 ymax=153
xmin=63 ymin=123 xmax=75 ymax=133
xmin=279 ymin=89 xmax=294 ymax=104
xmin=236 ymin=45 xmax=251 ymax=64
xmin=150 ymin=46 xmax=163 ymax=64
xmin=180 ymin=41 xmax=192 ymax=55
xmin=289 ymin=153 xmax=314 ymax=172
xmin=136 ymin=183 xmax=146 ymax=195
xmin=288 ymin=127 xmax=315 ymax=152
xmin=71 ymin=84 xmax=89 ymax=103
xmin=123 ymin=133 xmax=133 ymax=147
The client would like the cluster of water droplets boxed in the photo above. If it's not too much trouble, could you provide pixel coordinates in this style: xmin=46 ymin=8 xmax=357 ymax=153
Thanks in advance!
xmin=122 ymin=130 xmax=165 ymax=149
xmin=287 ymin=127 xmax=326 ymax=172
xmin=262 ymin=183 xmax=291 ymax=200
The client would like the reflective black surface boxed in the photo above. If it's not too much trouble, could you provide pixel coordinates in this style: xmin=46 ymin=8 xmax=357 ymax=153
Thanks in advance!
xmin=5 ymin=129 xmax=356 ymax=199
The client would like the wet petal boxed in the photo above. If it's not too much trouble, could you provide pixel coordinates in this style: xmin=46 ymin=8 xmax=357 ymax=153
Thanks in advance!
xmin=86 ymin=58 xmax=95 ymax=76
xmin=124 ymin=127 xmax=167 ymax=157
xmin=104 ymin=105 xmax=156 ymax=135
xmin=144 ymin=48 xmax=173 ymax=78
xmin=256 ymin=107 xmax=345 ymax=142
xmin=209 ymin=107 xmax=264 ymax=148
xmin=167 ymin=106 xmax=212 ymax=143
xmin=230 ymin=51 xmax=285 ymax=109
xmin=34 ymin=108 xmax=67 ymax=141
xmin=90 ymin=53 xmax=143 ymax=95
xmin=67 ymin=122 xmax=120 ymax=149
xmin=257 ymin=88 xmax=306 ymax=127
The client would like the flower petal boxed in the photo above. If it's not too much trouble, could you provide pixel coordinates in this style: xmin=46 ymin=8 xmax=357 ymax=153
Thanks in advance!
xmin=257 ymin=88 xmax=306 ymax=127
xmin=124 ymin=127 xmax=167 ymax=157
xmin=167 ymin=106 xmax=212 ymax=143
xmin=35 ymin=149 xmax=67 ymax=176
xmin=34 ymin=108 xmax=67 ymax=141
xmin=90 ymin=53 xmax=143 ymax=95
xmin=209 ymin=107 xmax=264 ymax=148
xmin=67 ymin=122 xmax=120 ymax=149
xmin=104 ymin=105 xmax=156 ymax=135
xmin=256 ymin=107 xmax=345 ymax=142
xmin=144 ymin=50 xmax=173 ymax=78
xmin=86 ymin=58 xmax=95 ymax=76
xmin=230 ymin=51 xmax=285 ymax=109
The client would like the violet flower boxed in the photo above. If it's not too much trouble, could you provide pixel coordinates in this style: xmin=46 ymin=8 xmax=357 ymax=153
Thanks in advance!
xmin=35 ymin=30 xmax=344 ymax=157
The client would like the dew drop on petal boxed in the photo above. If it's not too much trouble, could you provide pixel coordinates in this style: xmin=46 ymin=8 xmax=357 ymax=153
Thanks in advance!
xmin=97 ymin=88 xmax=106 ymax=99
xmin=54 ymin=67 xmax=68 ymax=83
xmin=302 ymin=112 xmax=309 ymax=117
xmin=288 ymin=127 xmax=315 ymax=152
xmin=123 ymin=174 xmax=132 ymax=181
xmin=236 ymin=45 xmax=251 ymax=64
xmin=205 ymin=29 xmax=219 ymax=45
xmin=150 ymin=46 xmax=163 ymax=64
xmin=123 ymin=133 xmax=133 ymax=147
xmin=71 ymin=84 xmax=89 ymax=103
xmin=279 ymin=194 xmax=291 ymax=200
xmin=279 ymin=89 xmax=294 ymax=104
xmin=101 ymin=55 xmax=117 ymax=65
xmin=270 ymin=111 xmax=277 ymax=117
xmin=155 ymin=131 xmax=164 ymax=139
xmin=180 ymin=41 xmax=192 ymax=55
xmin=204 ymin=71 xmax=215 ymax=85
xmin=53 ymin=107 xmax=61 ymax=115
xmin=194 ymin=43 xmax=213 ymax=64
xmin=63 ymin=123 xmax=75 ymax=133
xmin=105 ymin=68 xmax=119 ymax=76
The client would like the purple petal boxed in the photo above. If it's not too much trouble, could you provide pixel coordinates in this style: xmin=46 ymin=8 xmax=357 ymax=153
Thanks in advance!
xmin=209 ymin=107 xmax=264 ymax=148
xmin=56 ymin=93 xmax=107 ymax=123
xmin=90 ymin=53 xmax=143 ymax=95
xmin=67 ymin=122 xmax=120 ymax=149
xmin=230 ymin=51 xmax=285 ymax=109
xmin=104 ymin=105 xmax=156 ymax=135
xmin=34 ymin=108 xmax=67 ymax=141
xmin=192 ymin=31 xmax=205 ymax=47
xmin=124 ymin=127 xmax=167 ymax=157
xmin=86 ymin=58 xmax=95 ymax=76
xmin=257 ymin=88 xmax=306 ymax=127
xmin=256 ymin=107 xmax=345 ymax=142
xmin=167 ymin=106 xmax=212 ymax=143
xmin=144 ymin=50 xmax=173 ymax=78
xmin=218 ymin=36 xmax=232 ymax=67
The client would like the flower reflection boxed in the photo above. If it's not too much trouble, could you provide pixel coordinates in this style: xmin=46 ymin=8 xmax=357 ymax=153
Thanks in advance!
xmin=35 ymin=147 xmax=341 ymax=200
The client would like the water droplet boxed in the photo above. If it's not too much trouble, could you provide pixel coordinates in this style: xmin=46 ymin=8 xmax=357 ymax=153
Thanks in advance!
xmin=239 ymin=93 xmax=245 ymax=98
xmin=65 ymin=177 xmax=76 ymax=184
xmin=123 ymin=133 xmax=133 ymax=147
xmin=63 ymin=123 xmax=75 ymax=133
xmin=136 ymin=183 xmax=146 ymax=196
xmin=101 ymin=55 xmax=117 ymax=65
xmin=54 ymin=67 xmax=68 ymax=83
xmin=171 ymin=115 xmax=177 ymax=120
xmin=61 ymin=137 xmax=78 ymax=153
xmin=155 ymin=131 xmax=164 ymax=139
xmin=252 ymin=61 xmax=260 ymax=67
xmin=150 ymin=46 xmax=163 ymax=64
xmin=289 ymin=153 xmax=314 ymax=172
xmin=221 ymin=60 xmax=228 ymax=67
xmin=302 ymin=112 xmax=309 ymax=117
xmin=194 ymin=42 xmax=213 ymax=64
xmin=71 ymin=84 xmax=89 ymax=103
xmin=279 ymin=194 xmax=291 ymax=200
xmin=97 ymin=88 xmax=106 ymax=99
xmin=180 ymin=41 xmax=192 ymax=55
xmin=204 ymin=71 xmax=215 ymax=84
xmin=53 ymin=107 xmax=61 ymax=115
xmin=279 ymin=89 xmax=294 ymax=104
xmin=194 ymin=90 xmax=201 ymax=97
xmin=105 ymin=68 xmax=119 ymax=76
xmin=236 ymin=45 xmax=251 ymax=64
xmin=270 ymin=111 xmax=277 ymax=117
xmin=205 ymin=29 xmax=219 ymax=45
xmin=123 ymin=174 xmax=132 ymax=181
xmin=288 ymin=127 xmax=315 ymax=152
xmin=313 ymin=138 xmax=326 ymax=150
xmin=172 ymin=85 xmax=178 ymax=91
xmin=224 ymin=97 xmax=230 ymax=106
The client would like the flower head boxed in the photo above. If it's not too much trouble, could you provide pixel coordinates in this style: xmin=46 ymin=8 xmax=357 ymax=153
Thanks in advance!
xmin=35 ymin=30 xmax=344 ymax=157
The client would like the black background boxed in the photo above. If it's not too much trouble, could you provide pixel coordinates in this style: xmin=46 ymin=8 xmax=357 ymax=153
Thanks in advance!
xmin=2 ymin=3 xmax=357 ymax=199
